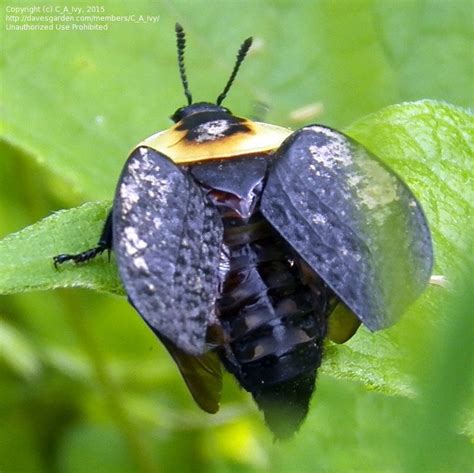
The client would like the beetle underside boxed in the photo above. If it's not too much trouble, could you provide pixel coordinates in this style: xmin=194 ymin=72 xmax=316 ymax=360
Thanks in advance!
xmin=191 ymin=156 xmax=332 ymax=438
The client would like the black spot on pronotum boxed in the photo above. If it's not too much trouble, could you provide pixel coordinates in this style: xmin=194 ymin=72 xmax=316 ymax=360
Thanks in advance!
xmin=176 ymin=111 xmax=251 ymax=142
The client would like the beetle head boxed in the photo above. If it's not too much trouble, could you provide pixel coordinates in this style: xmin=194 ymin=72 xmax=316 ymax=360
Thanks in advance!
xmin=171 ymin=102 xmax=231 ymax=124
xmin=172 ymin=23 xmax=252 ymax=123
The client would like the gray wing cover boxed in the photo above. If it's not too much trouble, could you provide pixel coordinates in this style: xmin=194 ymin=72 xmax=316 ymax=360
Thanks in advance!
xmin=113 ymin=146 xmax=223 ymax=355
xmin=261 ymin=126 xmax=433 ymax=330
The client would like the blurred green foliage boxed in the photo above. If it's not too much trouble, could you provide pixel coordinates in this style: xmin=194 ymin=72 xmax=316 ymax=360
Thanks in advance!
xmin=1 ymin=1 xmax=473 ymax=472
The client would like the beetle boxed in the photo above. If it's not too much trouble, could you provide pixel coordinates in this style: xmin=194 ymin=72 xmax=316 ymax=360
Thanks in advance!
xmin=54 ymin=24 xmax=433 ymax=438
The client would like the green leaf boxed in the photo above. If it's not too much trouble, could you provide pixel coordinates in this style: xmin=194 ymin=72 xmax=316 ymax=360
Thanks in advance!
xmin=321 ymin=332 xmax=415 ymax=397
xmin=0 ymin=201 xmax=123 ymax=295
xmin=346 ymin=99 xmax=473 ymax=277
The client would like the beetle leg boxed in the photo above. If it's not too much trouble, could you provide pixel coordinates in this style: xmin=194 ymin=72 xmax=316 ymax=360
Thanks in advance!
xmin=53 ymin=210 xmax=113 ymax=268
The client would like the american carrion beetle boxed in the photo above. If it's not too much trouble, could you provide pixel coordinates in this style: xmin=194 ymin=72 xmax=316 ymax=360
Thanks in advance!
xmin=54 ymin=24 xmax=433 ymax=438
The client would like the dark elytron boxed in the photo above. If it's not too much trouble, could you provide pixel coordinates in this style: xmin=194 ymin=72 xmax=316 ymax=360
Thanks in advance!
xmin=53 ymin=24 xmax=433 ymax=438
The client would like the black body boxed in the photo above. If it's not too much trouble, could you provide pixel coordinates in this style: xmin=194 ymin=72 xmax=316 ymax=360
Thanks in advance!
xmin=191 ymin=157 xmax=331 ymax=437
xmin=53 ymin=108 xmax=434 ymax=438
xmin=53 ymin=29 xmax=433 ymax=437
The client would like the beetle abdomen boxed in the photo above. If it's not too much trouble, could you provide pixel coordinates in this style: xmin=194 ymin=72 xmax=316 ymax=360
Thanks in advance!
xmin=209 ymin=188 xmax=330 ymax=437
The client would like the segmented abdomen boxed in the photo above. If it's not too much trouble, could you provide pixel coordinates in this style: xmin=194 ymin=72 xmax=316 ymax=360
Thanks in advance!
xmin=208 ymin=190 xmax=331 ymax=437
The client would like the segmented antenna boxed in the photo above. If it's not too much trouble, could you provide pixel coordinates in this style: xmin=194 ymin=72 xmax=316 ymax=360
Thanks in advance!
xmin=175 ymin=23 xmax=192 ymax=105
xmin=216 ymin=37 xmax=253 ymax=106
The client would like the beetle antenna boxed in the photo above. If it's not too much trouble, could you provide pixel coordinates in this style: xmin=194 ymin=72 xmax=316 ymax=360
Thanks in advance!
xmin=175 ymin=23 xmax=192 ymax=105
xmin=216 ymin=37 xmax=253 ymax=106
